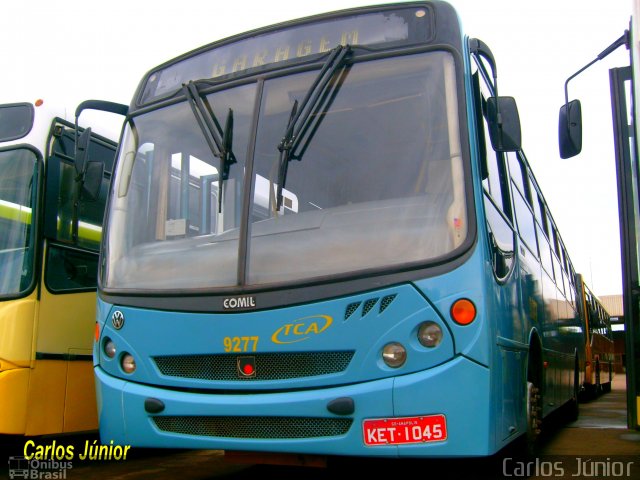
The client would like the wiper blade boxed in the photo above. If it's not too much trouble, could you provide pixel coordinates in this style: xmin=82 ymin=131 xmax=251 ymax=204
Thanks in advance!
xmin=221 ymin=108 xmax=235 ymax=213
xmin=276 ymin=45 xmax=351 ymax=209
xmin=183 ymin=81 xmax=236 ymax=212
xmin=276 ymin=100 xmax=298 ymax=211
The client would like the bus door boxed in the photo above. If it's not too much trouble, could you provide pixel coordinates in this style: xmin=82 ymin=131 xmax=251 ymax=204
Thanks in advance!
xmin=610 ymin=64 xmax=640 ymax=429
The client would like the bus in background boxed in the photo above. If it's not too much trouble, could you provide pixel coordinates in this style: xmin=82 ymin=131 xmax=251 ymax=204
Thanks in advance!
xmin=575 ymin=274 xmax=614 ymax=398
xmin=93 ymin=2 xmax=584 ymax=458
xmin=0 ymin=100 xmax=120 ymax=435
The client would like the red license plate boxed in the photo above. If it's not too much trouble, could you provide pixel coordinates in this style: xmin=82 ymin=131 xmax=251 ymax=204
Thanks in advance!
xmin=363 ymin=414 xmax=447 ymax=446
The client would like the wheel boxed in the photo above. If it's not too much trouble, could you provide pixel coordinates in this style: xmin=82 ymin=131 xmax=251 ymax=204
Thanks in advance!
xmin=525 ymin=380 xmax=543 ymax=457
xmin=565 ymin=355 xmax=580 ymax=421
xmin=602 ymin=362 xmax=613 ymax=393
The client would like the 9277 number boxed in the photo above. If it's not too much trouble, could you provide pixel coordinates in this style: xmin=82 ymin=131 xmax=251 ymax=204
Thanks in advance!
xmin=223 ymin=336 xmax=259 ymax=352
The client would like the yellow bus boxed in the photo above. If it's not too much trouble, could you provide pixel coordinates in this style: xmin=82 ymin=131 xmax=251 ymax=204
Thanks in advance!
xmin=575 ymin=274 xmax=615 ymax=398
xmin=0 ymin=100 xmax=118 ymax=434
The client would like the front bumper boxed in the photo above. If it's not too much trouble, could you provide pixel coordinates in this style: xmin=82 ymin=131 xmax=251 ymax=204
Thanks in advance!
xmin=96 ymin=355 xmax=493 ymax=457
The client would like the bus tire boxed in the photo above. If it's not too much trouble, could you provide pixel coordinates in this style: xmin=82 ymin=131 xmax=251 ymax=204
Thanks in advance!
xmin=602 ymin=362 xmax=613 ymax=393
xmin=523 ymin=380 xmax=542 ymax=458
xmin=523 ymin=340 xmax=543 ymax=458
xmin=565 ymin=354 xmax=580 ymax=422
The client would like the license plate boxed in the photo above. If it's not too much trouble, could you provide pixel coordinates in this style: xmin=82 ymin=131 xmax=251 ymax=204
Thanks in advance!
xmin=363 ymin=414 xmax=447 ymax=446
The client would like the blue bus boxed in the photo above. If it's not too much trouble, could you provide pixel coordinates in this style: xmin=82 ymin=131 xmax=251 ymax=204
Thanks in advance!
xmin=94 ymin=1 xmax=584 ymax=458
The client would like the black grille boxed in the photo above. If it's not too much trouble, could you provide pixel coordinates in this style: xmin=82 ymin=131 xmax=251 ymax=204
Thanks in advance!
xmin=344 ymin=302 xmax=361 ymax=319
xmin=379 ymin=294 xmax=397 ymax=313
xmin=344 ymin=294 xmax=397 ymax=320
xmin=152 ymin=416 xmax=353 ymax=439
xmin=153 ymin=351 xmax=354 ymax=381
xmin=362 ymin=298 xmax=378 ymax=316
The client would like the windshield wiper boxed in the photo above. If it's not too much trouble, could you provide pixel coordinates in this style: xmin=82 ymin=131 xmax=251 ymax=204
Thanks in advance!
xmin=183 ymin=81 xmax=236 ymax=212
xmin=276 ymin=45 xmax=351 ymax=209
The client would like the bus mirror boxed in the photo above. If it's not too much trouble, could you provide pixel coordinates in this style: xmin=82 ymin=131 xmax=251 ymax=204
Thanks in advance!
xmin=558 ymin=99 xmax=582 ymax=159
xmin=75 ymin=127 xmax=92 ymax=176
xmin=487 ymin=96 xmax=521 ymax=152
xmin=75 ymin=127 xmax=104 ymax=200
xmin=82 ymin=161 xmax=104 ymax=201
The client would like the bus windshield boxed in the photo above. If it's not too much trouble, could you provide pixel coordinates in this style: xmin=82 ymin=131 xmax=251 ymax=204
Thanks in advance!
xmin=0 ymin=148 xmax=37 ymax=296
xmin=105 ymin=50 xmax=466 ymax=291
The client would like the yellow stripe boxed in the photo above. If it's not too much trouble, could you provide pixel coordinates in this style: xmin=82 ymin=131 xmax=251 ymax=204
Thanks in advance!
xmin=0 ymin=199 xmax=31 ymax=224
xmin=0 ymin=199 xmax=101 ymax=242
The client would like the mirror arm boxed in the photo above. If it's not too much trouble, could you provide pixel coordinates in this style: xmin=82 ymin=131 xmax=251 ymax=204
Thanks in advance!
xmin=469 ymin=38 xmax=498 ymax=93
xmin=75 ymin=99 xmax=129 ymax=119
xmin=563 ymin=58 xmax=598 ymax=108
xmin=470 ymin=38 xmax=504 ymax=148
xmin=74 ymin=99 xmax=128 ymax=175
xmin=563 ymin=30 xmax=629 ymax=107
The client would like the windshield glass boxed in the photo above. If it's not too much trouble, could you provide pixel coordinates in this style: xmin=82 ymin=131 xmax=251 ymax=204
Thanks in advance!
xmin=0 ymin=148 xmax=37 ymax=296
xmin=105 ymin=84 xmax=256 ymax=289
xmin=249 ymin=52 xmax=465 ymax=284
xmin=44 ymin=124 xmax=115 ymax=251
xmin=104 ymin=51 xmax=466 ymax=291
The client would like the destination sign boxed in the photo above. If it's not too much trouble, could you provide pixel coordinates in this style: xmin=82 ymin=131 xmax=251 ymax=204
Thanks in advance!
xmin=140 ymin=7 xmax=433 ymax=104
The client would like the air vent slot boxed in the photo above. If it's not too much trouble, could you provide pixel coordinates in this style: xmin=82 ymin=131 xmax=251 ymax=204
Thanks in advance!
xmin=379 ymin=294 xmax=397 ymax=313
xmin=344 ymin=301 xmax=361 ymax=320
xmin=361 ymin=298 xmax=378 ymax=317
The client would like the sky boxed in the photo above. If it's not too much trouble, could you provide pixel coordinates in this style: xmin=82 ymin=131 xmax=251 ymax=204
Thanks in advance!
xmin=1 ymin=0 xmax=632 ymax=295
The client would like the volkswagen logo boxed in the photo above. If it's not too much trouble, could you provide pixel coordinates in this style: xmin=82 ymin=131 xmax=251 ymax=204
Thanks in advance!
xmin=112 ymin=310 xmax=125 ymax=330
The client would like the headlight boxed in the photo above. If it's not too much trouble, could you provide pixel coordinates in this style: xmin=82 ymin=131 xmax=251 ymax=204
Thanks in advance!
xmin=104 ymin=339 xmax=117 ymax=358
xmin=382 ymin=342 xmax=407 ymax=368
xmin=418 ymin=321 xmax=443 ymax=348
xmin=121 ymin=353 xmax=136 ymax=374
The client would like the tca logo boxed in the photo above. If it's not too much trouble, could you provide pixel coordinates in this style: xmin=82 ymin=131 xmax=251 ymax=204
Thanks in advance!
xmin=271 ymin=315 xmax=333 ymax=344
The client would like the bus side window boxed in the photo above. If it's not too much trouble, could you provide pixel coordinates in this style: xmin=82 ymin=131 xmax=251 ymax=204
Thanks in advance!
xmin=537 ymin=225 xmax=554 ymax=278
xmin=44 ymin=124 xmax=113 ymax=251
xmin=511 ymin=181 xmax=539 ymax=256
xmin=45 ymin=247 xmax=99 ymax=291
xmin=43 ymin=123 xmax=115 ymax=293
xmin=507 ymin=152 xmax=539 ymax=257
xmin=539 ymin=203 xmax=550 ymax=237
xmin=552 ymin=251 xmax=565 ymax=296
xmin=0 ymin=147 xmax=38 ymax=295
xmin=473 ymin=71 xmax=514 ymax=279
xmin=507 ymin=152 xmax=526 ymax=199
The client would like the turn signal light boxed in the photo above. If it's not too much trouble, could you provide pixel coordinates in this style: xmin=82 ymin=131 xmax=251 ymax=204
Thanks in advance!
xmin=94 ymin=322 xmax=100 ymax=342
xmin=451 ymin=298 xmax=476 ymax=325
